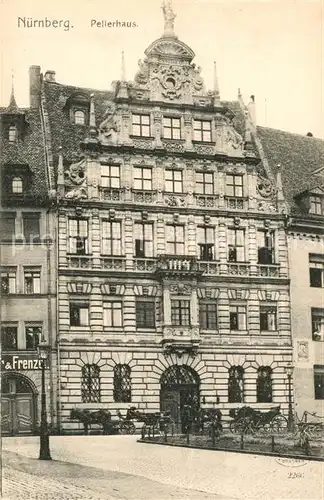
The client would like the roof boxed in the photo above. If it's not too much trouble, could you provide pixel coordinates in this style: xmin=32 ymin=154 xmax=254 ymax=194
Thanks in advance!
xmin=256 ymin=126 xmax=324 ymax=212
xmin=0 ymin=106 xmax=49 ymax=204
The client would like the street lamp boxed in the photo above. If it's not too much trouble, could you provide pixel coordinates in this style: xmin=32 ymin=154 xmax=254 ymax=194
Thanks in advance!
xmin=37 ymin=336 xmax=52 ymax=460
xmin=285 ymin=365 xmax=295 ymax=432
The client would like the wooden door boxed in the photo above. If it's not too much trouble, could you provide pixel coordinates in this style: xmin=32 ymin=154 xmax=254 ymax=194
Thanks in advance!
xmin=15 ymin=396 xmax=34 ymax=434
xmin=1 ymin=397 xmax=13 ymax=435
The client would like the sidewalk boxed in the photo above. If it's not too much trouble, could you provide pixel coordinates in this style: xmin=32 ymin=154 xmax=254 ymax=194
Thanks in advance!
xmin=2 ymin=449 xmax=226 ymax=500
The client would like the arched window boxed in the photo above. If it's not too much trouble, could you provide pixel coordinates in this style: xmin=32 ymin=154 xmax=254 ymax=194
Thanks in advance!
xmin=228 ymin=366 xmax=244 ymax=403
xmin=74 ymin=110 xmax=85 ymax=125
xmin=113 ymin=364 xmax=131 ymax=403
xmin=81 ymin=363 xmax=100 ymax=403
xmin=9 ymin=126 xmax=17 ymax=143
xmin=12 ymin=177 xmax=23 ymax=194
xmin=257 ymin=366 xmax=273 ymax=403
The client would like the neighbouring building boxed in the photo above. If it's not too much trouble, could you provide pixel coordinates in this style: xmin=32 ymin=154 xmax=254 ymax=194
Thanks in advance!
xmin=39 ymin=3 xmax=294 ymax=433
xmin=0 ymin=75 xmax=58 ymax=436
xmin=256 ymin=128 xmax=324 ymax=416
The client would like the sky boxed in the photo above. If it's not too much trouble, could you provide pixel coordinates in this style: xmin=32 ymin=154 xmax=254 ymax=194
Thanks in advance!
xmin=1 ymin=0 xmax=323 ymax=138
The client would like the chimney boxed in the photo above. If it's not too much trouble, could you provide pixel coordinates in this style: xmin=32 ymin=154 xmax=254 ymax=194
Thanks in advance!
xmin=29 ymin=65 xmax=41 ymax=108
xmin=44 ymin=70 xmax=56 ymax=83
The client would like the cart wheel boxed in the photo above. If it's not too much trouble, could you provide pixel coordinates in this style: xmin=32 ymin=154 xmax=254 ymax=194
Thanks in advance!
xmin=271 ymin=415 xmax=288 ymax=433
xmin=259 ymin=423 xmax=272 ymax=435
xmin=307 ymin=424 xmax=324 ymax=441
xmin=229 ymin=421 xmax=238 ymax=433
xmin=120 ymin=421 xmax=136 ymax=435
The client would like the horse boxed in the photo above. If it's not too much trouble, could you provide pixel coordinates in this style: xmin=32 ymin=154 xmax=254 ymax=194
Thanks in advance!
xmin=70 ymin=408 xmax=112 ymax=435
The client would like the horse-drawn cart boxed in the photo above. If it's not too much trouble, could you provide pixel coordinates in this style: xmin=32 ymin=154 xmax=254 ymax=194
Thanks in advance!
xmin=229 ymin=406 xmax=288 ymax=434
xmin=70 ymin=408 xmax=136 ymax=435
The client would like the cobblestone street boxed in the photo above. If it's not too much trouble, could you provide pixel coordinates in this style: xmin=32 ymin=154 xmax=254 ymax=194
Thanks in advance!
xmin=2 ymin=436 xmax=323 ymax=500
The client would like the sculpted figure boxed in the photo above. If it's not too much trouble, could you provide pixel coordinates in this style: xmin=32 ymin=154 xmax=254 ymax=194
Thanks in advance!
xmin=162 ymin=0 xmax=176 ymax=34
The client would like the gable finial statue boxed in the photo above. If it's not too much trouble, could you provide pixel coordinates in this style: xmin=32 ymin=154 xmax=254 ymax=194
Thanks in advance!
xmin=162 ymin=0 xmax=176 ymax=37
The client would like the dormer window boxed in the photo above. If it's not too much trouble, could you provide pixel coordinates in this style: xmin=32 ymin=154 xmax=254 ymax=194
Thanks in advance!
xmin=310 ymin=195 xmax=323 ymax=215
xmin=12 ymin=177 xmax=23 ymax=194
xmin=74 ymin=110 xmax=86 ymax=125
xmin=8 ymin=126 xmax=17 ymax=143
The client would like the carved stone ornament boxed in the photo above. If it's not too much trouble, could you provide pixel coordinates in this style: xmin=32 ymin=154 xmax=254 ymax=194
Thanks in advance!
xmin=99 ymin=102 xmax=118 ymax=141
xmin=169 ymin=283 xmax=192 ymax=295
xmin=64 ymin=158 xmax=86 ymax=186
xmin=257 ymin=200 xmax=277 ymax=212
xmin=64 ymin=186 xmax=87 ymax=200
xmin=257 ymin=175 xmax=275 ymax=198
xmin=164 ymin=195 xmax=187 ymax=207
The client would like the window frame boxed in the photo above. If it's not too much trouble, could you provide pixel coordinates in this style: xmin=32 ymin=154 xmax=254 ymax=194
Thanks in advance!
xmin=309 ymin=255 xmax=324 ymax=288
xmin=309 ymin=195 xmax=324 ymax=215
xmin=113 ymin=364 xmax=131 ymax=403
xmin=100 ymin=164 xmax=120 ymax=189
xmin=228 ymin=228 xmax=245 ymax=262
xmin=260 ymin=305 xmax=277 ymax=332
xmin=228 ymin=366 xmax=244 ymax=403
xmin=1 ymin=212 xmax=16 ymax=240
xmin=69 ymin=301 xmax=90 ymax=327
xmin=68 ymin=218 xmax=89 ymax=255
xmin=133 ymin=166 xmax=152 ymax=191
xmin=101 ymin=220 xmax=122 ymax=256
xmin=314 ymin=365 xmax=324 ymax=400
xmin=134 ymin=222 xmax=154 ymax=258
xmin=195 ymin=171 xmax=214 ymax=195
xmin=74 ymin=109 xmax=86 ymax=125
xmin=199 ymin=301 xmax=217 ymax=330
xmin=312 ymin=308 xmax=324 ymax=341
xmin=24 ymin=268 xmax=41 ymax=294
xmin=165 ymin=169 xmax=183 ymax=193
xmin=193 ymin=119 xmax=212 ymax=142
xmin=25 ymin=325 xmax=42 ymax=351
xmin=12 ymin=176 xmax=23 ymax=194
xmin=230 ymin=304 xmax=247 ymax=331
xmin=257 ymin=230 xmax=275 ymax=264
xmin=166 ymin=224 xmax=185 ymax=255
xmin=256 ymin=366 xmax=273 ymax=403
xmin=132 ymin=114 xmax=151 ymax=137
xmin=171 ymin=299 xmax=191 ymax=327
xmin=135 ymin=299 xmax=156 ymax=329
xmin=8 ymin=125 xmax=17 ymax=143
xmin=1 ymin=325 xmax=18 ymax=351
xmin=81 ymin=363 xmax=101 ymax=403
xmin=103 ymin=300 xmax=123 ymax=328
xmin=197 ymin=226 xmax=215 ymax=261
xmin=1 ymin=269 xmax=16 ymax=294
xmin=163 ymin=116 xmax=181 ymax=140
xmin=22 ymin=213 xmax=41 ymax=243
xmin=226 ymin=174 xmax=244 ymax=198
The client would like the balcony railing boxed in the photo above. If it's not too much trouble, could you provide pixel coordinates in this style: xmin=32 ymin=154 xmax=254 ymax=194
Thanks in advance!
xmin=156 ymin=255 xmax=201 ymax=277
xmin=226 ymin=197 xmax=247 ymax=210
xmin=198 ymin=261 xmax=220 ymax=275
xmin=132 ymin=190 xmax=157 ymax=204
xmin=162 ymin=325 xmax=200 ymax=342
xmin=100 ymin=256 xmax=126 ymax=271
xmin=133 ymin=258 xmax=156 ymax=272
xmin=66 ymin=255 xmax=93 ymax=269
xmin=257 ymin=264 xmax=280 ymax=277
xmin=194 ymin=194 xmax=217 ymax=208
xmin=98 ymin=188 xmax=124 ymax=202
xmin=228 ymin=262 xmax=250 ymax=276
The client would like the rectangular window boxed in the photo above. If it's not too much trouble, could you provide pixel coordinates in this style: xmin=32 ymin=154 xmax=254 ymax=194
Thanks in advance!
xmin=171 ymin=300 xmax=191 ymax=326
xmin=163 ymin=117 xmax=181 ymax=140
xmin=1 ymin=269 xmax=16 ymax=294
xmin=103 ymin=301 xmax=123 ymax=327
xmin=24 ymin=268 xmax=41 ymax=294
xmin=165 ymin=170 xmax=183 ymax=193
xmin=200 ymin=302 xmax=217 ymax=330
xmin=310 ymin=196 xmax=323 ymax=215
xmin=226 ymin=175 xmax=243 ymax=198
xmin=257 ymin=230 xmax=275 ymax=264
xmin=136 ymin=299 xmax=155 ymax=328
xmin=193 ymin=119 xmax=212 ymax=142
xmin=314 ymin=365 xmax=324 ymax=399
xmin=70 ymin=303 xmax=89 ymax=326
xmin=230 ymin=305 xmax=247 ymax=331
xmin=101 ymin=165 xmax=120 ymax=188
xmin=197 ymin=226 xmax=215 ymax=260
xmin=166 ymin=225 xmax=185 ymax=255
xmin=68 ymin=219 xmax=88 ymax=254
xmin=260 ymin=305 xmax=277 ymax=331
xmin=134 ymin=222 xmax=153 ymax=258
xmin=1 ymin=326 xmax=18 ymax=351
xmin=22 ymin=213 xmax=40 ymax=242
xmin=228 ymin=228 xmax=245 ymax=262
xmin=101 ymin=220 xmax=122 ymax=255
xmin=133 ymin=167 xmax=152 ymax=191
xmin=25 ymin=325 xmax=41 ymax=351
xmin=195 ymin=172 xmax=214 ymax=195
xmin=312 ymin=308 xmax=324 ymax=341
xmin=309 ymin=255 xmax=324 ymax=288
xmin=1 ymin=213 xmax=16 ymax=240
xmin=132 ymin=114 xmax=150 ymax=137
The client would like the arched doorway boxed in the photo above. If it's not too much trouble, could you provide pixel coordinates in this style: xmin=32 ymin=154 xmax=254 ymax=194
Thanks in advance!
xmin=160 ymin=365 xmax=200 ymax=431
xmin=1 ymin=374 xmax=37 ymax=435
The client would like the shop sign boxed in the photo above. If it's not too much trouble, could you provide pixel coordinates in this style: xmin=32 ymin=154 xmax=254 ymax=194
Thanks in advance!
xmin=1 ymin=354 xmax=44 ymax=371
